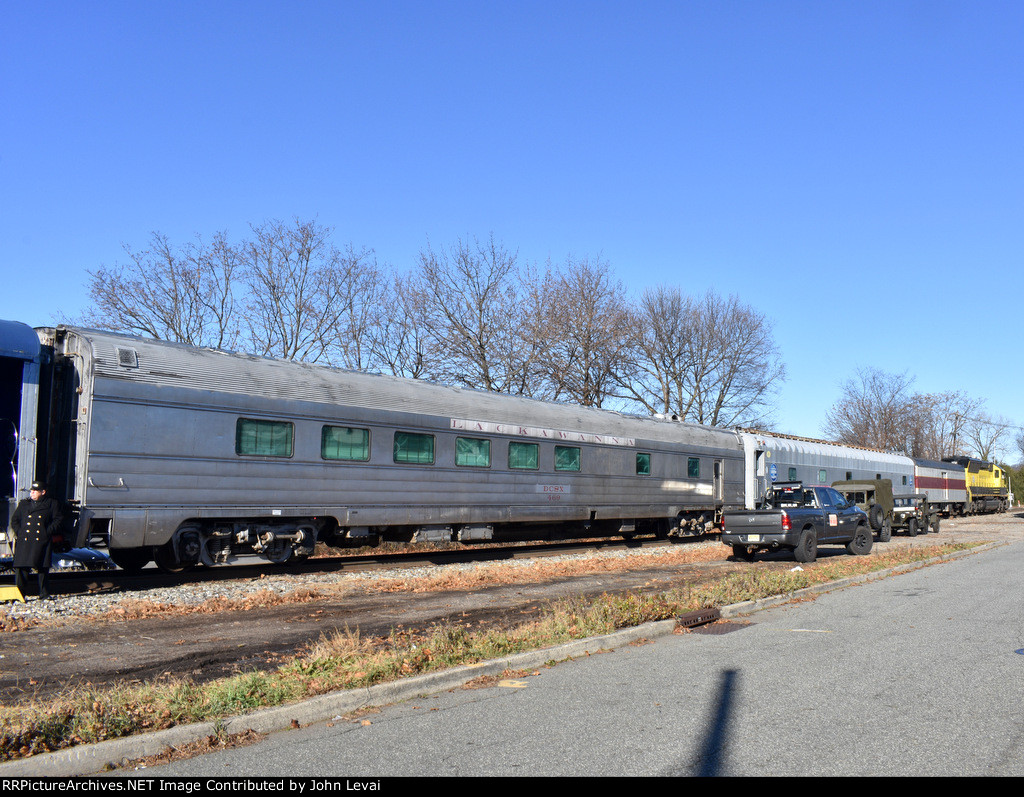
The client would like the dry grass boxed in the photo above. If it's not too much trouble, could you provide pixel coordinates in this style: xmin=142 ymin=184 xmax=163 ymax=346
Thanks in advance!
xmin=87 ymin=543 xmax=728 ymax=621
xmin=0 ymin=540 xmax=980 ymax=764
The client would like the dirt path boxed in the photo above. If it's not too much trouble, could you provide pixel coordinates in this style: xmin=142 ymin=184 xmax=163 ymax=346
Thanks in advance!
xmin=3 ymin=512 xmax=1021 ymax=705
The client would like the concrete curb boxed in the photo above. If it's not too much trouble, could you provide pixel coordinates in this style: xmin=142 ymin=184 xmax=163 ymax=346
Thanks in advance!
xmin=0 ymin=540 xmax=1003 ymax=776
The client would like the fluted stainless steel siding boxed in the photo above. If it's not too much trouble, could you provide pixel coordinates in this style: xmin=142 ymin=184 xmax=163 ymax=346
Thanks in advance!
xmin=46 ymin=327 xmax=746 ymax=547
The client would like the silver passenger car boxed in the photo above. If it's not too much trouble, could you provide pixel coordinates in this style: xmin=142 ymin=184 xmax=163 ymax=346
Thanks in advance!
xmin=9 ymin=326 xmax=748 ymax=570
xmin=737 ymin=430 xmax=915 ymax=509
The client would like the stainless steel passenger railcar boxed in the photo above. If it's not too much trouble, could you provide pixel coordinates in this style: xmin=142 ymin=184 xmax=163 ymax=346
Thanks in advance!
xmin=736 ymin=429 xmax=916 ymax=508
xmin=2 ymin=324 xmax=747 ymax=569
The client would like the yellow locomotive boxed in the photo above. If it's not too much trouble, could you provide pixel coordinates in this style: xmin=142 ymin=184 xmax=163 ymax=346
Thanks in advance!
xmin=942 ymin=456 xmax=1010 ymax=514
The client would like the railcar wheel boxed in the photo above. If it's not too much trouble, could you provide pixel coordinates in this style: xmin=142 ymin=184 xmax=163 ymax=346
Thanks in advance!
xmin=732 ymin=545 xmax=756 ymax=562
xmin=906 ymin=518 xmax=919 ymax=537
xmin=108 ymin=547 xmax=153 ymax=573
xmin=154 ymin=541 xmax=188 ymax=573
xmin=263 ymin=539 xmax=293 ymax=564
xmin=793 ymin=528 xmax=817 ymax=563
xmin=845 ymin=524 xmax=873 ymax=556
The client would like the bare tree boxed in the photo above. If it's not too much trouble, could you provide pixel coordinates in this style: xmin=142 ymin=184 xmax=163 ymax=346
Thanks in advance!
xmin=527 ymin=256 xmax=635 ymax=407
xmin=626 ymin=289 xmax=784 ymax=426
xmin=964 ymin=412 xmax=1012 ymax=462
xmin=824 ymin=367 xmax=916 ymax=451
xmin=365 ymin=271 xmax=430 ymax=380
xmin=320 ymin=246 xmax=389 ymax=372
xmin=82 ymin=231 xmax=240 ymax=349
xmin=410 ymin=235 xmax=537 ymax=393
xmin=238 ymin=218 xmax=344 ymax=363
xmin=822 ymin=368 xmax=1001 ymax=459
xmin=622 ymin=286 xmax=696 ymax=416
xmin=902 ymin=391 xmax=983 ymax=459
xmin=689 ymin=292 xmax=786 ymax=427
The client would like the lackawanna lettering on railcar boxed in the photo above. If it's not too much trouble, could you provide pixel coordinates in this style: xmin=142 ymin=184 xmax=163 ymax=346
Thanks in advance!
xmin=450 ymin=417 xmax=635 ymax=446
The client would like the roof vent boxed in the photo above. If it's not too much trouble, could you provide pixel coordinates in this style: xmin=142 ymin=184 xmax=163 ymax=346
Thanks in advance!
xmin=115 ymin=346 xmax=139 ymax=369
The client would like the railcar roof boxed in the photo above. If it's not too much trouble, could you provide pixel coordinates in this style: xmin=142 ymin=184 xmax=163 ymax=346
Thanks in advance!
xmin=0 ymin=319 xmax=41 ymax=361
xmin=914 ymin=458 xmax=963 ymax=470
xmin=741 ymin=429 xmax=913 ymax=466
xmin=44 ymin=325 xmax=741 ymax=448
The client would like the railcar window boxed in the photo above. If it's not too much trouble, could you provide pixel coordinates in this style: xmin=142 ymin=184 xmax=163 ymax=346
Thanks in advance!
xmin=393 ymin=431 xmax=435 ymax=465
xmin=818 ymin=469 xmax=827 ymax=483
xmin=687 ymin=457 xmax=700 ymax=479
xmin=555 ymin=445 xmax=581 ymax=472
xmin=508 ymin=441 xmax=539 ymax=470
xmin=846 ymin=471 xmax=853 ymax=480
xmin=236 ymin=418 xmax=293 ymax=458
xmin=636 ymin=452 xmax=651 ymax=476
xmin=321 ymin=426 xmax=370 ymax=461
xmin=456 ymin=437 xmax=491 ymax=468
xmin=902 ymin=475 xmax=908 ymax=485
xmin=788 ymin=467 xmax=797 ymax=481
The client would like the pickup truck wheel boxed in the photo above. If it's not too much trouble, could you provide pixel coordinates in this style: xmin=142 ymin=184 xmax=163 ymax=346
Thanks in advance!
xmin=732 ymin=545 xmax=755 ymax=562
xmin=878 ymin=518 xmax=892 ymax=543
xmin=845 ymin=523 xmax=873 ymax=556
xmin=793 ymin=528 xmax=817 ymax=563
xmin=907 ymin=517 xmax=919 ymax=537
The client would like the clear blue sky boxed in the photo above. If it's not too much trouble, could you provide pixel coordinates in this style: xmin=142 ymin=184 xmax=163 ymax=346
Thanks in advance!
xmin=2 ymin=1 xmax=1021 ymax=454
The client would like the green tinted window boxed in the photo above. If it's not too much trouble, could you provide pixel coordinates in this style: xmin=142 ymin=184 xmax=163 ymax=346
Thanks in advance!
xmin=394 ymin=431 xmax=435 ymax=464
xmin=636 ymin=452 xmax=651 ymax=476
xmin=321 ymin=426 xmax=370 ymax=461
xmin=788 ymin=467 xmax=798 ymax=481
xmin=555 ymin=445 xmax=581 ymax=472
xmin=456 ymin=437 xmax=491 ymax=468
xmin=508 ymin=441 xmax=539 ymax=470
xmin=818 ymin=469 xmax=827 ymax=482
xmin=687 ymin=457 xmax=700 ymax=478
xmin=236 ymin=418 xmax=293 ymax=457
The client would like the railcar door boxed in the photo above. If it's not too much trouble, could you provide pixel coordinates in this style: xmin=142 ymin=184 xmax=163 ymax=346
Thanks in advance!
xmin=0 ymin=321 xmax=42 ymax=554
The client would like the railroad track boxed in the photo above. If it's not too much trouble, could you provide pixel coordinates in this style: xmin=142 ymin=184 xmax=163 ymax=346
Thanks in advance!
xmin=26 ymin=534 xmax=707 ymax=599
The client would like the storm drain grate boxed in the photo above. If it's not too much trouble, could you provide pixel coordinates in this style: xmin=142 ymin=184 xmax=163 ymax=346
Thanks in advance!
xmin=676 ymin=608 xmax=721 ymax=629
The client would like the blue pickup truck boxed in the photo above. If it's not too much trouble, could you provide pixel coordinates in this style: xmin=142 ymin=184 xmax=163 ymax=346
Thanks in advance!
xmin=721 ymin=482 xmax=873 ymax=563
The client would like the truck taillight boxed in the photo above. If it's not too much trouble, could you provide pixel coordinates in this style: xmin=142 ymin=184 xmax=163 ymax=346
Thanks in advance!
xmin=721 ymin=517 xmax=727 ymax=532
xmin=781 ymin=510 xmax=791 ymax=531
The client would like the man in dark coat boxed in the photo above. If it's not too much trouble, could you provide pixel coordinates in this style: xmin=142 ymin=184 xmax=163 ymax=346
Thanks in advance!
xmin=10 ymin=481 xmax=64 ymax=600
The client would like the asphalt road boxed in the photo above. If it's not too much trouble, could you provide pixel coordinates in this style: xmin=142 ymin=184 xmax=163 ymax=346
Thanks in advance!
xmin=134 ymin=535 xmax=1024 ymax=777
